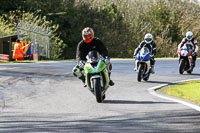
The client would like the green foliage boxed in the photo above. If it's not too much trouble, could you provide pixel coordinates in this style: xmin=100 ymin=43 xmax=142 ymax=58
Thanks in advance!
xmin=1 ymin=0 xmax=200 ymax=58
xmin=0 ymin=16 xmax=16 ymax=36
xmin=0 ymin=0 xmax=24 ymax=14
xmin=131 ymin=0 xmax=200 ymax=57
xmin=49 ymin=1 xmax=131 ymax=58
xmin=0 ymin=10 xmax=66 ymax=59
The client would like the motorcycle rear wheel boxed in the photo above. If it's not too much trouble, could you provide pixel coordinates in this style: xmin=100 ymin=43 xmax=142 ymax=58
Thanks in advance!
xmin=143 ymin=71 xmax=150 ymax=81
xmin=187 ymin=67 xmax=193 ymax=74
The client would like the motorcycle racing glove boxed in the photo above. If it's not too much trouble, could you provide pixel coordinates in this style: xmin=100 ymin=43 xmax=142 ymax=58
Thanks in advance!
xmin=192 ymin=52 xmax=197 ymax=57
xmin=79 ymin=60 xmax=85 ymax=68
xmin=104 ymin=56 xmax=110 ymax=64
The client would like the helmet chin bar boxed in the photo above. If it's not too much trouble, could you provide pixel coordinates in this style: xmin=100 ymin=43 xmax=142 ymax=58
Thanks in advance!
xmin=84 ymin=37 xmax=93 ymax=43
xmin=187 ymin=36 xmax=192 ymax=41
xmin=145 ymin=40 xmax=152 ymax=44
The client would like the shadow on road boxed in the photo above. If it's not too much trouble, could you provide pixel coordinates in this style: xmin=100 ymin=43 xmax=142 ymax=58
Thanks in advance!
xmin=103 ymin=100 xmax=175 ymax=104
xmin=144 ymin=80 xmax=173 ymax=85
xmin=0 ymin=110 xmax=199 ymax=133
xmin=181 ymin=73 xmax=200 ymax=76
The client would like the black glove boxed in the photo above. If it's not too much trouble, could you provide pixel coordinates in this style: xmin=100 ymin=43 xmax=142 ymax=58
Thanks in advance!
xmin=192 ymin=52 xmax=197 ymax=57
xmin=104 ymin=56 xmax=110 ymax=64
xmin=150 ymin=54 xmax=155 ymax=58
xmin=79 ymin=60 xmax=85 ymax=68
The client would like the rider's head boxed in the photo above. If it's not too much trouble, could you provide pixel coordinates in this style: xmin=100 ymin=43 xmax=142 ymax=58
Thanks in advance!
xmin=82 ymin=27 xmax=94 ymax=43
xmin=16 ymin=39 xmax=20 ymax=42
xmin=144 ymin=33 xmax=153 ymax=44
xmin=186 ymin=31 xmax=193 ymax=41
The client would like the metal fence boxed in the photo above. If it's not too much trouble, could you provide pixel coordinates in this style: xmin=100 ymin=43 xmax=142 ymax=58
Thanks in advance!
xmin=17 ymin=22 xmax=52 ymax=59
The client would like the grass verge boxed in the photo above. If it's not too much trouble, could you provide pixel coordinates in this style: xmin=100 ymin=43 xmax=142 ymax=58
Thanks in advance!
xmin=158 ymin=80 xmax=200 ymax=105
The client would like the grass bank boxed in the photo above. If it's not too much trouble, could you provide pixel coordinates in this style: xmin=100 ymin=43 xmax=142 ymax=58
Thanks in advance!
xmin=158 ymin=80 xmax=200 ymax=105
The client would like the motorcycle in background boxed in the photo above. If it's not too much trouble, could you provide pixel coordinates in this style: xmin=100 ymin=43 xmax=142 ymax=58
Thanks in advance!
xmin=135 ymin=47 xmax=151 ymax=82
xmin=83 ymin=50 xmax=110 ymax=103
xmin=178 ymin=43 xmax=193 ymax=74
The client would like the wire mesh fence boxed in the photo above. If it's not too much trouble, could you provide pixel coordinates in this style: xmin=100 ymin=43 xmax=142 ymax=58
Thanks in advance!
xmin=17 ymin=22 xmax=52 ymax=60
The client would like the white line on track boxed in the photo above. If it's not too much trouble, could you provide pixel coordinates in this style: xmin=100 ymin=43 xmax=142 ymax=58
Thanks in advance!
xmin=148 ymin=78 xmax=200 ymax=112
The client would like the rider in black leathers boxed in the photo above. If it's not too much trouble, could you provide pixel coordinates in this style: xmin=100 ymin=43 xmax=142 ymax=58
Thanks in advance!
xmin=73 ymin=27 xmax=114 ymax=86
xmin=133 ymin=33 xmax=156 ymax=73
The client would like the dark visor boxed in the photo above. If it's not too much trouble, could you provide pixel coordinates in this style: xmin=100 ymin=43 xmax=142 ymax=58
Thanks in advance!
xmin=84 ymin=34 xmax=92 ymax=40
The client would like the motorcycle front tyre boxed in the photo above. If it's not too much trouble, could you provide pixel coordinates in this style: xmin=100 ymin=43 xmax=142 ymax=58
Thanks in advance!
xmin=137 ymin=64 xmax=144 ymax=82
xmin=93 ymin=78 xmax=103 ymax=103
xmin=179 ymin=60 xmax=185 ymax=74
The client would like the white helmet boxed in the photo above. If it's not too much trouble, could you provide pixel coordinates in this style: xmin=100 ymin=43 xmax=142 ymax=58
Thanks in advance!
xmin=186 ymin=31 xmax=193 ymax=40
xmin=144 ymin=33 xmax=153 ymax=44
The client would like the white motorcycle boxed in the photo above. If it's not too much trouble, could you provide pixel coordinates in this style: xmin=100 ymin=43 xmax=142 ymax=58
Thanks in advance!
xmin=135 ymin=47 xmax=151 ymax=82
xmin=178 ymin=43 xmax=193 ymax=74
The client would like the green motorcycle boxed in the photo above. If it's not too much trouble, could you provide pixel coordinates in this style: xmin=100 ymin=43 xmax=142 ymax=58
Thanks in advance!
xmin=84 ymin=50 xmax=110 ymax=103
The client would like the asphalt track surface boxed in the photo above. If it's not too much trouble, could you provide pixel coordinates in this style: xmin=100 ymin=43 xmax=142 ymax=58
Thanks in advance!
xmin=0 ymin=59 xmax=199 ymax=133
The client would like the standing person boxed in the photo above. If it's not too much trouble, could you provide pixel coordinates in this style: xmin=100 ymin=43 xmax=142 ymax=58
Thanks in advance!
xmin=13 ymin=39 xmax=24 ymax=61
xmin=72 ymin=27 xmax=114 ymax=86
xmin=133 ymin=33 xmax=156 ymax=73
xmin=178 ymin=31 xmax=198 ymax=67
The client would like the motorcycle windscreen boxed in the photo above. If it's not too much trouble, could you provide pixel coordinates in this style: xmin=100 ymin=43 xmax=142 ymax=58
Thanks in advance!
xmin=137 ymin=47 xmax=150 ymax=61
xmin=136 ymin=51 xmax=141 ymax=60
xmin=181 ymin=44 xmax=192 ymax=56
xmin=87 ymin=50 xmax=100 ymax=63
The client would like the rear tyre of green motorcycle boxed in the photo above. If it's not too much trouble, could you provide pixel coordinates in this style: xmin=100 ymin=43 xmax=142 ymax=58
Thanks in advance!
xmin=93 ymin=78 xmax=102 ymax=103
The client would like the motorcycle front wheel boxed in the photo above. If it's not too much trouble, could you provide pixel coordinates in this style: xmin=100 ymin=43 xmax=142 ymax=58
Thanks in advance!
xmin=179 ymin=60 xmax=185 ymax=74
xmin=93 ymin=78 xmax=102 ymax=103
xmin=137 ymin=64 xmax=144 ymax=82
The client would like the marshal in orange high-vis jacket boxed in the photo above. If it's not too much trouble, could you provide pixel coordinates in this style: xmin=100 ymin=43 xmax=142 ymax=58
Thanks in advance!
xmin=13 ymin=40 xmax=25 ymax=61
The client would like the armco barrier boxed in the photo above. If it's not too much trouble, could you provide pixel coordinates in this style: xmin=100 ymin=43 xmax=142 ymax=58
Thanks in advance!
xmin=0 ymin=54 xmax=9 ymax=62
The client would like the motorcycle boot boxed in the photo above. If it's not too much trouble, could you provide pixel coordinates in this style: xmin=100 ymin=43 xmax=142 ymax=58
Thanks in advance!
xmin=108 ymin=71 xmax=115 ymax=86
xmin=79 ymin=75 xmax=86 ymax=87
xmin=151 ymin=65 xmax=155 ymax=74
xmin=134 ymin=61 xmax=137 ymax=71
xmin=192 ymin=59 xmax=196 ymax=67
xmin=193 ymin=61 xmax=196 ymax=67
xmin=109 ymin=80 xmax=115 ymax=86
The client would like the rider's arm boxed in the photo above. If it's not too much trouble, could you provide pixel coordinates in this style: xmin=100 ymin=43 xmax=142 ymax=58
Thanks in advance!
xmin=134 ymin=41 xmax=144 ymax=56
xmin=179 ymin=38 xmax=187 ymax=48
xmin=152 ymin=41 xmax=156 ymax=56
xmin=193 ymin=39 xmax=199 ymax=53
xmin=96 ymin=38 xmax=109 ymax=58
xmin=76 ymin=41 xmax=86 ymax=64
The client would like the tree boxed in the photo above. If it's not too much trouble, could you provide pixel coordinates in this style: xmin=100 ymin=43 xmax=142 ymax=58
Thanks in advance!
xmin=0 ymin=10 xmax=66 ymax=59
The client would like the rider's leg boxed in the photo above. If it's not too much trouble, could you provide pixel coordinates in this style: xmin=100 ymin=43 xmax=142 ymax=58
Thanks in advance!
xmin=108 ymin=63 xmax=114 ymax=86
xmin=192 ymin=55 xmax=197 ymax=67
xmin=150 ymin=58 xmax=155 ymax=74
xmin=72 ymin=65 xmax=85 ymax=86
xmin=134 ymin=60 xmax=138 ymax=71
